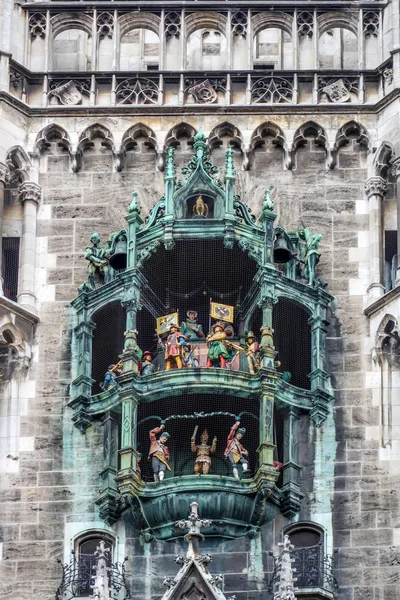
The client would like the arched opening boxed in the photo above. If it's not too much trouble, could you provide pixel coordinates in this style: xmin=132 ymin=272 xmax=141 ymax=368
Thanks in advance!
xmin=318 ymin=28 xmax=358 ymax=69
xmin=187 ymin=29 xmax=227 ymax=70
xmin=284 ymin=523 xmax=325 ymax=588
xmin=91 ymin=300 xmax=126 ymax=394
xmin=120 ymin=28 xmax=160 ymax=71
xmin=52 ymin=29 xmax=92 ymax=71
xmin=253 ymin=28 xmax=293 ymax=69
xmin=74 ymin=532 xmax=114 ymax=597
xmin=137 ymin=394 xmax=260 ymax=481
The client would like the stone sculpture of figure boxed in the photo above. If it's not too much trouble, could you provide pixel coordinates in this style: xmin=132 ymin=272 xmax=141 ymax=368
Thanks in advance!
xmin=162 ymin=325 xmax=186 ymax=370
xmin=206 ymin=322 xmax=230 ymax=368
xmin=224 ymin=421 xmax=249 ymax=479
xmin=140 ymin=351 xmax=156 ymax=376
xmin=298 ymin=228 xmax=323 ymax=287
xmin=245 ymin=331 xmax=260 ymax=375
xmin=180 ymin=310 xmax=205 ymax=340
xmin=191 ymin=426 xmax=217 ymax=475
xmin=84 ymin=232 xmax=111 ymax=289
xmin=192 ymin=195 xmax=209 ymax=218
xmin=148 ymin=424 xmax=171 ymax=482
xmin=101 ymin=362 xmax=121 ymax=391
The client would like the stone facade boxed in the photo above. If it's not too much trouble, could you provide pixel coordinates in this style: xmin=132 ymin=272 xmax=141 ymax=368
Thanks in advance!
xmin=0 ymin=0 xmax=400 ymax=599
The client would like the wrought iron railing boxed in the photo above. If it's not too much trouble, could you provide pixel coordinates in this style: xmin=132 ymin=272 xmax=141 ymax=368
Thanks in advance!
xmin=55 ymin=550 xmax=130 ymax=600
xmin=291 ymin=543 xmax=335 ymax=591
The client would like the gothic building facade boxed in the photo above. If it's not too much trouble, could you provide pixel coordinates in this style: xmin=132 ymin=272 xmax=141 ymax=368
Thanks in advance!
xmin=0 ymin=0 xmax=400 ymax=599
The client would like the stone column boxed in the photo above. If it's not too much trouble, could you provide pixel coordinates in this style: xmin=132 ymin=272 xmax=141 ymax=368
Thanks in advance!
xmin=281 ymin=406 xmax=303 ymax=517
xmin=365 ymin=176 xmax=387 ymax=298
xmin=0 ymin=163 xmax=10 ymax=294
xmin=391 ymin=159 xmax=400 ymax=286
xmin=258 ymin=382 xmax=276 ymax=468
xmin=18 ymin=182 xmax=41 ymax=311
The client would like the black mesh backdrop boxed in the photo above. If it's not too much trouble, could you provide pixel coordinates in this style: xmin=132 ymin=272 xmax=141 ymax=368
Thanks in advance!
xmin=91 ymin=301 xmax=126 ymax=394
xmin=137 ymin=394 xmax=259 ymax=482
xmin=251 ymin=299 xmax=311 ymax=389
xmin=2 ymin=237 xmax=20 ymax=302
xmin=385 ymin=230 xmax=397 ymax=263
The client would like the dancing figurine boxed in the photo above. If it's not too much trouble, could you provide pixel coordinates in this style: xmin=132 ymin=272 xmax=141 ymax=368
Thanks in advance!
xmin=148 ymin=424 xmax=171 ymax=482
xmin=84 ymin=232 xmax=111 ymax=289
xmin=162 ymin=325 xmax=186 ymax=370
xmin=191 ymin=426 xmax=217 ymax=475
xmin=140 ymin=351 xmax=156 ymax=376
xmin=206 ymin=322 xmax=230 ymax=368
xmin=245 ymin=331 xmax=260 ymax=375
xmin=101 ymin=362 xmax=122 ymax=391
xmin=224 ymin=421 xmax=249 ymax=479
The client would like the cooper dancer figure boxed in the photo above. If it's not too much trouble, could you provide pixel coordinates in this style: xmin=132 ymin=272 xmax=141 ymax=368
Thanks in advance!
xmin=148 ymin=424 xmax=171 ymax=482
xmin=224 ymin=420 xmax=249 ymax=479
xmin=191 ymin=426 xmax=217 ymax=475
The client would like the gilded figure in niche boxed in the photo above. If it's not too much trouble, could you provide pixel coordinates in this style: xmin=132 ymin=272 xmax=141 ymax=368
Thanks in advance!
xmin=192 ymin=195 xmax=209 ymax=218
xmin=84 ymin=232 xmax=111 ymax=289
xmin=224 ymin=421 xmax=249 ymax=479
xmin=191 ymin=426 xmax=217 ymax=475
xmin=148 ymin=424 xmax=171 ymax=482
xmin=245 ymin=331 xmax=260 ymax=375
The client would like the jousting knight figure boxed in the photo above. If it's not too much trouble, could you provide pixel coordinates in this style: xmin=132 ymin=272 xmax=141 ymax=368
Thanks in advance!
xmin=148 ymin=423 xmax=171 ymax=482
xmin=206 ymin=322 xmax=230 ymax=368
xmin=224 ymin=420 xmax=249 ymax=479
xmin=191 ymin=426 xmax=217 ymax=475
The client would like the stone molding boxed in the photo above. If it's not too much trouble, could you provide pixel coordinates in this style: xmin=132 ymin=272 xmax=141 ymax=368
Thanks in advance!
xmin=365 ymin=175 xmax=387 ymax=198
xmin=18 ymin=181 xmax=41 ymax=204
xmin=0 ymin=162 xmax=10 ymax=186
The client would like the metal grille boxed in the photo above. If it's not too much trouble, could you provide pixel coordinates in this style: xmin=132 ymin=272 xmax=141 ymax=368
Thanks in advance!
xmin=2 ymin=237 xmax=20 ymax=302
xmin=292 ymin=543 xmax=324 ymax=587
xmin=77 ymin=552 xmax=112 ymax=597
xmin=385 ymin=230 xmax=397 ymax=263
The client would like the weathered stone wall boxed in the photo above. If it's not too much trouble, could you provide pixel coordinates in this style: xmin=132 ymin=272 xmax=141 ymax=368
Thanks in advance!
xmin=0 ymin=110 xmax=399 ymax=600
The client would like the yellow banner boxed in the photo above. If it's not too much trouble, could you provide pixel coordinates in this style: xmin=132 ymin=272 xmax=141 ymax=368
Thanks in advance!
xmin=210 ymin=302 xmax=234 ymax=323
xmin=156 ymin=312 xmax=179 ymax=335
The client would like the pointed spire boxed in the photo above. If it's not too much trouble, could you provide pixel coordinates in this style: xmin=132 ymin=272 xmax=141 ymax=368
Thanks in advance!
xmin=193 ymin=127 xmax=207 ymax=160
xmin=128 ymin=191 xmax=141 ymax=216
xmin=262 ymin=189 xmax=274 ymax=213
xmin=272 ymin=535 xmax=296 ymax=600
xmin=165 ymin=146 xmax=176 ymax=180
xmin=225 ymin=146 xmax=236 ymax=180
xmin=175 ymin=502 xmax=212 ymax=558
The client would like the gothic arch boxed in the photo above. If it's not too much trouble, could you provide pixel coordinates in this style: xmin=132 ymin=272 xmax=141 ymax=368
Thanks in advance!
xmin=317 ymin=11 xmax=359 ymax=36
xmin=118 ymin=12 xmax=161 ymax=37
xmin=252 ymin=12 xmax=293 ymax=36
xmin=121 ymin=123 xmax=158 ymax=152
xmin=164 ymin=122 xmax=197 ymax=150
xmin=208 ymin=122 xmax=244 ymax=151
xmin=334 ymin=120 xmax=371 ymax=152
xmin=292 ymin=121 xmax=328 ymax=151
xmin=78 ymin=124 xmax=115 ymax=153
xmin=373 ymin=141 xmax=395 ymax=178
xmin=35 ymin=124 xmax=72 ymax=154
xmin=50 ymin=12 xmax=93 ymax=37
xmin=185 ymin=12 xmax=227 ymax=36
xmin=6 ymin=146 xmax=32 ymax=183
xmin=249 ymin=121 xmax=289 ymax=169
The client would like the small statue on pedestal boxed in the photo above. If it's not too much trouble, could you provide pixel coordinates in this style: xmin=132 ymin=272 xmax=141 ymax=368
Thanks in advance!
xmin=192 ymin=195 xmax=209 ymax=218
xmin=224 ymin=421 xmax=249 ymax=479
xmin=191 ymin=426 xmax=217 ymax=475
xmin=162 ymin=325 xmax=186 ymax=370
xmin=101 ymin=362 xmax=122 ymax=391
xmin=148 ymin=424 xmax=171 ymax=482
xmin=84 ymin=232 xmax=111 ymax=289
xmin=140 ymin=351 xmax=156 ymax=376
xmin=180 ymin=310 xmax=205 ymax=340
xmin=298 ymin=228 xmax=323 ymax=287
xmin=206 ymin=322 xmax=230 ymax=368
xmin=245 ymin=331 xmax=260 ymax=375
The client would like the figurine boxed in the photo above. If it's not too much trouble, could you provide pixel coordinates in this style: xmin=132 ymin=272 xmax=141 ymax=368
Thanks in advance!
xmin=245 ymin=331 xmax=260 ymax=375
xmin=101 ymin=362 xmax=121 ymax=391
xmin=192 ymin=195 xmax=209 ymax=218
xmin=224 ymin=421 xmax=249 ymax=479
xmin=298 ymin=228 xmax=323 ymax=287
xmin=140 ymin=351 xmax=156 ymax=376
xmin=84 ymin=232 xmax=111 ymax=289
xmin=161 ymin=325 xmax=186 ymax=370
xmin=182 ymin=344 xmax=200 ymax=368
xmin=180 ymin=310 xmax=205 ymax=340
xmin=148 ymin=424 xmax=171 ymax=482
xmin=191 ymin=426 xmax=217 ymax=475
xmin=206 ymin=322 xmax=230 ymax=368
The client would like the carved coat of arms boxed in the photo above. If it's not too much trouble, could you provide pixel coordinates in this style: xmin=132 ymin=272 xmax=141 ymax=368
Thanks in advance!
xmin=51 ymin=80 xmax=83 ymax=106
xmin=187 ymin=79 xmax=218 ymax=104
xmin=321 ymin=79 xmax=350 ymax=103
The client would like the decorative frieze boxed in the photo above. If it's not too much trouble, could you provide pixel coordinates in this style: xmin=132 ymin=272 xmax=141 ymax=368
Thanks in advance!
xmin=49 ymin=79 xmax=90 ymax=105
xmin=164 ymin=11 xmax=181 ymax=38
xmin=363 ymin=10 xmax=379 ymax=37
xmin=231 ymin=10 xmax=247 ymax=37
xmin=116 ymin=78 xmax=159 ymax=105
xmin=251 ymin=76 xmax=294 ymax=104
xmin=185 ymin=78 xmax=226 ymax=104
xmin=29 ymin=13 xmax=46 ymax=40
xmin=297 ymin=11 xmax=313 ymax=37
xmin=97 ymin=11 xmax=114 ymax=39
xmin=319 ymin=77 xmax=359 ymax=103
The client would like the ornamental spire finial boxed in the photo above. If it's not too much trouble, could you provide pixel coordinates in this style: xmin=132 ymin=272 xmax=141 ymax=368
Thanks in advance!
xmin=175 ymin=502 xmax=212 ymax=558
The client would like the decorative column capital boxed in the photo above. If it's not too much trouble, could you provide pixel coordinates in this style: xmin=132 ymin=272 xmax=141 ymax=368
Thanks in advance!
xmin=0 ymin=163 xmax=10 ymax=186
xmin=365 ymin=176 xmax=387 ymax=198
xmin=18 ymin=181 xmax=41 ymax=205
